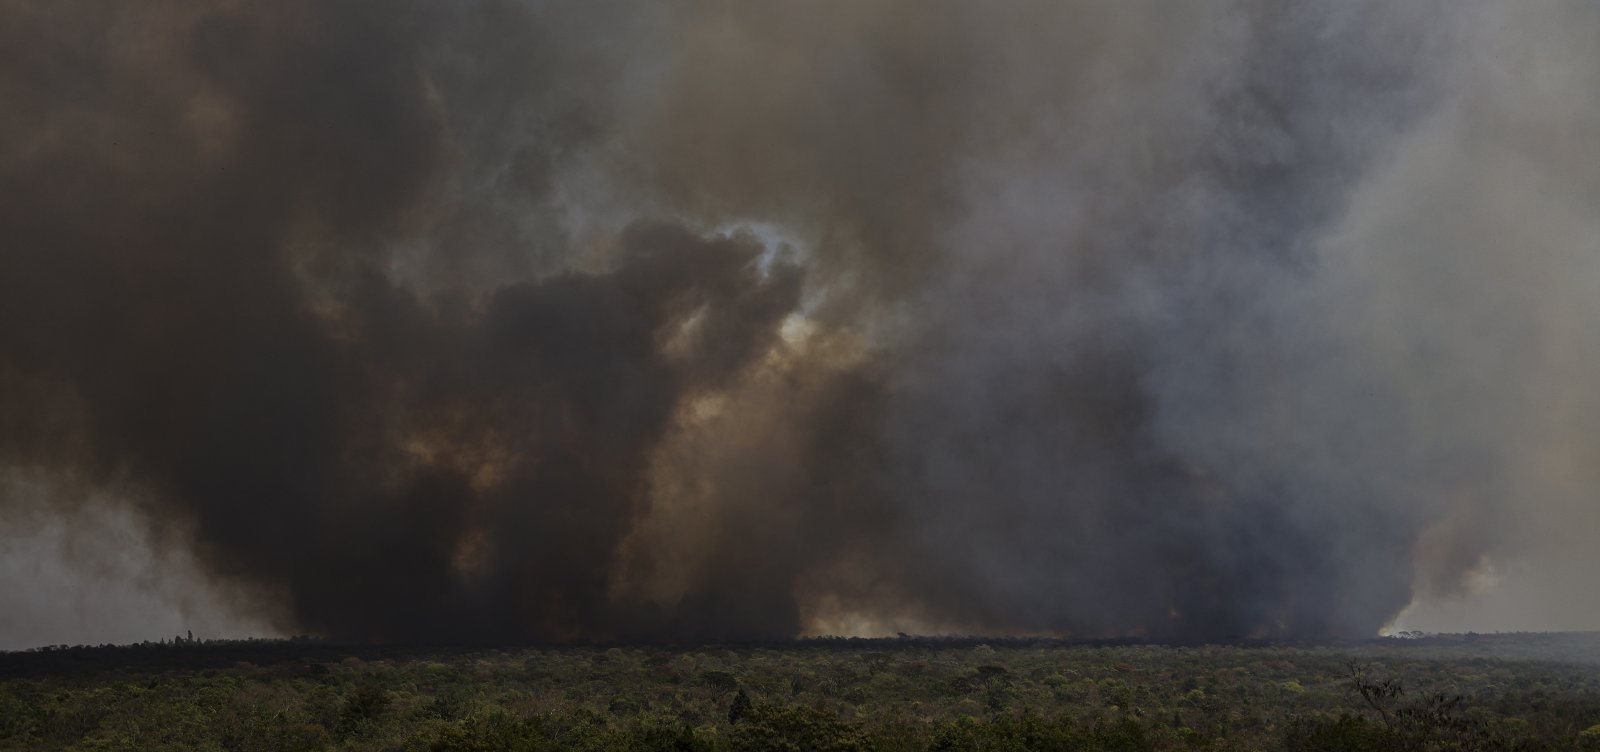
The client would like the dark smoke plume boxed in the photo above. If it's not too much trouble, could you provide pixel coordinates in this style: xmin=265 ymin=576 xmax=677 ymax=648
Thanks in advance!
xmin=2 ymin=1 xmax=1598 ymax=644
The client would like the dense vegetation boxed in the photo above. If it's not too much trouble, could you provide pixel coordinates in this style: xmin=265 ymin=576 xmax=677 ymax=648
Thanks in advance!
xmin=3 ymin=633 xmax=1599 ymax=751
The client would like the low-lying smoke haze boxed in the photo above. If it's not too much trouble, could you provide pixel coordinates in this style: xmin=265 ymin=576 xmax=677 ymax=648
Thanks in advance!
xmin=2 ymin=0 xmax=1597 ymax=648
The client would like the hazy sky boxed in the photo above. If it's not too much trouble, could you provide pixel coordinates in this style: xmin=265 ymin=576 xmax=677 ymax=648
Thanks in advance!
xmin=1 ymin=1 xmax=1597 ymax=649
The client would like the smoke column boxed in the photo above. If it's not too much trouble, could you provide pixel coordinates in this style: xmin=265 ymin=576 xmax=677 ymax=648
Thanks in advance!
xmin=1 ymin=0 xmax=1597 ymax=643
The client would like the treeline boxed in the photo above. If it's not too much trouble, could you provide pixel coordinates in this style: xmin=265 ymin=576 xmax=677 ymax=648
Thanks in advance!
xmin=5 ymin=637 xmax=1600 ymax=750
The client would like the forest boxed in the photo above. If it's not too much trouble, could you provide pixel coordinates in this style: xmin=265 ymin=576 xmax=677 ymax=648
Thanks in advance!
xmin=3 ymin=632 xmax=1599 ymax=750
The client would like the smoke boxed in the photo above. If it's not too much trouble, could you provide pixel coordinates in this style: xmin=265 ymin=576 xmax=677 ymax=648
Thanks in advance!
xmin=1 ymin=0 xmax=1596 ymax=644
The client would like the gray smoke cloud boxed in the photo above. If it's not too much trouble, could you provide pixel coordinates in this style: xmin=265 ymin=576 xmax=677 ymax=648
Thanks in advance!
xmin=1 ymin=0 xmax=1596 ymax=645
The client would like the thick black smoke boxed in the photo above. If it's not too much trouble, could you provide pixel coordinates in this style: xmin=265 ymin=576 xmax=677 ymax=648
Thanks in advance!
xmin=3 ymin=1 xmax=1597 ymax=643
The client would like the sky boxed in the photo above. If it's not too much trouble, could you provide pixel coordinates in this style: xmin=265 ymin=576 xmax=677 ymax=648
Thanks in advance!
xmin=1 ymin=1 xmax=1597 ymax=649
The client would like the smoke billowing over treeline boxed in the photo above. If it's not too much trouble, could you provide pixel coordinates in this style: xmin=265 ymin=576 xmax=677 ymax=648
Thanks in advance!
xmin=1 ymin=1 xmax=1597 ymax=644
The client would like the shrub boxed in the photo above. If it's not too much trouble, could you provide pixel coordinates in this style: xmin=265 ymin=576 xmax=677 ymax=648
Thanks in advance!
xmin=730 ymin=704 xmax=868 ymax=752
